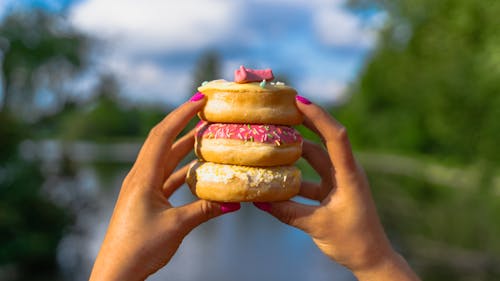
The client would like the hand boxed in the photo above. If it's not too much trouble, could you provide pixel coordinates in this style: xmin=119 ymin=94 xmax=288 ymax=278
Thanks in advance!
xmin=89 ymin=93 xmax=240 ymax=281
xmin=255 ymin=96 xmax=420 ymax=281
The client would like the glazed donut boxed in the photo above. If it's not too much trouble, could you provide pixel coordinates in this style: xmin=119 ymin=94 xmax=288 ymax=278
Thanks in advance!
xmin=186 ymin=161 xmax=301 ymax=202
xmin=197 ymin=80 xmax=303 ymax=125
xmin=195 ymin=122 xmax=303 ymax=167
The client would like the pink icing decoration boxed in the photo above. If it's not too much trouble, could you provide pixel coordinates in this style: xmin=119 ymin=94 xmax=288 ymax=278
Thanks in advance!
xmin=196 ymin=122 xmax=302 ymax=145
xmin=234 ymin=65 xmax=274 ymax=83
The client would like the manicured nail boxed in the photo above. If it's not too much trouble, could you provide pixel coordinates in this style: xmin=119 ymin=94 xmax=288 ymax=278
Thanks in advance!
xmin=220 ymin=202 xmax=241 ymax=213
xmin=296 ymin=95 xmax=312 ymax=105
xmin=190 ymin=92 xmax=205 ymax=102
xmin=253 ymin=202 xmax=272 ymax=212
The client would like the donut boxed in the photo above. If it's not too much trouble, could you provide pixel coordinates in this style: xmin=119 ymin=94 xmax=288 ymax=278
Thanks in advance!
xmin=195 ymin=122 xmax=303 ymax=167
xmin=186 ymin=161 xmax=301 ymax=202
xmin=197 ymin=79 xmax=303 ymax=125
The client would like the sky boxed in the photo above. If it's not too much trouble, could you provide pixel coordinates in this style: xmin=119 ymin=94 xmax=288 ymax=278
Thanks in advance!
xmin=0 ymin=0 xmax=384 ymax=107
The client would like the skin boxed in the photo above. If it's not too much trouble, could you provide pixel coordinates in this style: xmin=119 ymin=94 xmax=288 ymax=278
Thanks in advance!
xmin=88 ymin=95 xmax=240 ymax=281
xmin=89 ymin=93 xmax=420 ymax=281
xmin=255 ymin=99 xmax=421 ymax=281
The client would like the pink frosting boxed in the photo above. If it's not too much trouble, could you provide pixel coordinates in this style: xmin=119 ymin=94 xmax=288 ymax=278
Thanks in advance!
xmin=234 ymin=66 xmax=274 ymax=83
xmin=196 ymin=122 xmax=302 ymax=145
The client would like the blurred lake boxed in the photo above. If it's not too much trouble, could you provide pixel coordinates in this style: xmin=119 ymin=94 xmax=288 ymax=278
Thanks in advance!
xmin=25 ymin=140 xmax=356 ymax=281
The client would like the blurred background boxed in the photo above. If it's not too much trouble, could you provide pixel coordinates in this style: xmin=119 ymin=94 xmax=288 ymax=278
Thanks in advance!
xmin=1 ymin=0 xmax=499 ymax=280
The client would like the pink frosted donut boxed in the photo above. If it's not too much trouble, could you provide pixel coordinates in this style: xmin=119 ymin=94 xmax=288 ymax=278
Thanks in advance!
xmin=195 ymin=122 xmax=303 ymax=167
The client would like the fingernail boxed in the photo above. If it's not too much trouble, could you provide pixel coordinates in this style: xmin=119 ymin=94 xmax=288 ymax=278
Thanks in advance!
xmin=296 ymin=95 xmax=312 ymax=105
xmin=190 ymin=92 xmax=205 ymax=102
xmin=220 ymin=202 xmax=241 ymax=213
xmin=253 ymin=202 xmax=272 ymax=212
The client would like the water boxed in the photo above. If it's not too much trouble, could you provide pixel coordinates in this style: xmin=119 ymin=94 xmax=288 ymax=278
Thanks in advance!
xmin=56 ymin=169 xmax=356 ymax=281
xmin=26 ymin=140 xmax=356 ymax=280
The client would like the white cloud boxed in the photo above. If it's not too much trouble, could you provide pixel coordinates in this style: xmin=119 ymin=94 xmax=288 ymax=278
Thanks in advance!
xmin=250 ymin=0 xmax=344 ymax=6
xmin=0 ymin=1 xmax=7 ymax=18
xmin=103 ymin=55 xmax=192 ymax=105
xmin=313 ymin=7 xmax=376 ymax=48
xmin=67 ymin=0 xmax=376 ymax=106
xmin=251 ymin=0 xmax=377 ymax=49
xmin=0 ymin=0 xmax=16 ymax=19
xmin=298 ymin=77 xmax=348 ymax=106
xmin=69 ymin=0 xmax=240 ymax=54
xmin=68 ymin=0 xmax=243 ymax=105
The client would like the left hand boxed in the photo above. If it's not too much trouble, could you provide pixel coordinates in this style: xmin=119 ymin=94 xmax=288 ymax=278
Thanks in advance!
xmin=89 ymin=94 xmax=240 ymax=281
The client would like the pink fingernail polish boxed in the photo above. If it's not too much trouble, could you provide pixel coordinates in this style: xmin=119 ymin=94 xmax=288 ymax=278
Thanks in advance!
xmin=221 ymin=202 xmax=241 ymax=213
xmin=253 ymin=202 xmax=272 ymax=212
xmin=296 ymin=95 xmax=312 ymax=105
xmin=190 ymin=92 xmax=205 ymax=102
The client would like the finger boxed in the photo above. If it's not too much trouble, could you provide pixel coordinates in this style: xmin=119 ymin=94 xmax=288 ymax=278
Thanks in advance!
xmin=162 ymin=163 xmax=191 ymax=198
xmin=301 ymin=140 xmax=335 ymax=200
xmin=145 ymin=97 xmax=205 ymax=164
xmin=163 ymin=129 xmax=196 ymax=179
xmin=173 ymin=200 xmax=240 ymax=231
xmin=302 ymin=118 xmax=324 ymax=144
xmin=298 ymin=181 xmax=331 ymax=202
xmin=254 ymin=201 xmax=316 ymax=233
xmin=302 ymin=140 xmax=333 ymax=179
xmin=134 ymin=96 xmax=205 ymax=185
xmin=296 ymin=99 xmax=356 ymax=174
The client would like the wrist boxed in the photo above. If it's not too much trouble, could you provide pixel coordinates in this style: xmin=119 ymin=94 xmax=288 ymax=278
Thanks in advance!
xmin=352 ymin=250 xmax=420 ymax=281
xmin=89 ymin=240 xmax=148 ymax=281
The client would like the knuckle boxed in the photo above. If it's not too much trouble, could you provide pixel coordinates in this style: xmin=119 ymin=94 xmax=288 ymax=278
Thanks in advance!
xmin=148 ymin=123 xmax=173 ymax=141
xmin=199 ymin=201 xmax=217 ymax=218
xmin=148 ymin=125 xmax=161 ymax=137
xmin=324 ymin=125 xmax=348 ymax=145
xmin=336 ymin=126 xmax=348 ymax=142
xmin=168 ymin=208 xmax=182 ymax=224
xmin=278 ymin=205 xmax=297 ymax=226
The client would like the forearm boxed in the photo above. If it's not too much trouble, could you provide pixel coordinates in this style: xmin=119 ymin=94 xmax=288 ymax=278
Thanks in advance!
xmin=89 ymin=237 xmax=148 ymax=281
xmin=352 ymin=251 xmax=420 ymax=281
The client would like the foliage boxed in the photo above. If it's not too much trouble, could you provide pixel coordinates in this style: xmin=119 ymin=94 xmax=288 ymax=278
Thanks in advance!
xmin=343 ymin=0 xmax=500 ymax=164
xmin=0 ymin=10 xmax=91 ymax=280
xmin=0 ymin=10 xmax=91 ymax=119
xmin=0 ymin=112 xmax=71 ymax=281
xmin=191 ymin=50 xmax=222 ymax=94
xmin=340 ymin=0 xmax=500 ymax=279
xmin=48 ymin=76 xmax=168 ymax=142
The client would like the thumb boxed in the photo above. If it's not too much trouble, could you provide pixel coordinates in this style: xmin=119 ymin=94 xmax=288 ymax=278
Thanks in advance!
xmin=254 ymin=201 xmax=316 ymax=233
xmin=175 ymin=200 xmax=241 ymax=231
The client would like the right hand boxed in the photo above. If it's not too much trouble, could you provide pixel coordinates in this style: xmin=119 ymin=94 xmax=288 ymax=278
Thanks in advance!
xmin=254 ymin=97 xmax=420 ymax=281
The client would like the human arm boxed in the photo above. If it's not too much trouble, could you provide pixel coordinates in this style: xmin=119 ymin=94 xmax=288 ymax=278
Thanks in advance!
xmin=89 ymin=93 xmax=240 ymax=281
xmin=254 ymin=96 xmax=420 ymax=281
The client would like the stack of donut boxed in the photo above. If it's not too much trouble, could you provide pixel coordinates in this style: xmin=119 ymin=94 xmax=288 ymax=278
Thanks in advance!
xmin=186 ymin=66 xmax=304 ymax=202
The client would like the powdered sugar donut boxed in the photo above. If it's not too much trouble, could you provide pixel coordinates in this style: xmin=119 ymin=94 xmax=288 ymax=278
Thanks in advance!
xmin=186 ymin=161 xmax=301 ymax=202
xmin=195 ymin=122 xmax=303 ymax=167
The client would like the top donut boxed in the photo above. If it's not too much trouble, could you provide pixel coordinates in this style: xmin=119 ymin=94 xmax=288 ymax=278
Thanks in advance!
xmin=197 ymin=66 xmax=303 ymax=125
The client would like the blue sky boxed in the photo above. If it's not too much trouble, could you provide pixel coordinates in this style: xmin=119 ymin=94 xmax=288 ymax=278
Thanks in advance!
xmin=0 ymin=0 xmax=384 ymax=107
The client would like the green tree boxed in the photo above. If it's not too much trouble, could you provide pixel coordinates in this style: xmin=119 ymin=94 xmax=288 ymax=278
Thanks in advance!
xmin=191 ymin=50 xmax=221 ymax=94
xmin=0 ymin=10 xmax=93 ymax=280
xmin=0 ymin=10 xmax=91 ymax=119
xmin=55 ymin=75 xmax=167 ymax=142
xmin=340 ymin=0 xmax=500 ymax=280
xmin=0 ymin=111 xmax=71 ymax=281
xmin=344 ymin=0 xmax=500 ymax=164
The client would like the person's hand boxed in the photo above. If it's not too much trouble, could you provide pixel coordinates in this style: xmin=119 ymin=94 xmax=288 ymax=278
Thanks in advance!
xmin=254 ymin=96 xmax=420 ymax=281
xmin=89 ymin=93 xmax=240 ymax=281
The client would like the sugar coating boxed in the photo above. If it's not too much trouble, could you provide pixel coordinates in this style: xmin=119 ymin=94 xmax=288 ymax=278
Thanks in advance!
xmin=196 ymin=122 xmax=302 ymax=145
xmin=194 ymin=162 xmax=300 ymax=188
xmin=198 ymin=79 xmax=292 ymax=92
